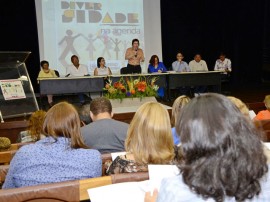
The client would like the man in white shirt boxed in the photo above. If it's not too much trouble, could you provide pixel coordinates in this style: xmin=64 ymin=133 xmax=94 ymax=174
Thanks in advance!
xmin=214 ymin=53 xmax=232 ymax=74
xmin=66 ymin=55 xmax=89 ymax=105
xmin=66 ymin=55 xmax=89 ymax=77
xmin=189 ymin=54 xmax=208 ymax=95
xmin=189 ymin=54 xmax=208 ymax=72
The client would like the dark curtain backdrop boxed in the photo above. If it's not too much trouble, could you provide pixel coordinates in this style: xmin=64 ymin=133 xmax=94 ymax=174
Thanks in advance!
xmin=0 ymin=0 xmax=270 ymax=92
xmin=161 ymin=0 xmax=270 ymax=84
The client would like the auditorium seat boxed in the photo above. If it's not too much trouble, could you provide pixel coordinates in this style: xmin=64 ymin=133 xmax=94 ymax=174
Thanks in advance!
xmin=254 ymin=119 xmax=270 ymax=142
xmin=0 ymin=179 xmax=80 ymax=202
xmin=0 ymin=150 xmax=17 ymax=165
xmin=0 ymin=165 xmax=9 ymax=188
xmin=0 ymin=121 xmax=29 ymax=143
xmin=0 ymin=172 xmax=149 ymax=201
xmin=246 ymin=102 xmax=266 ymax=114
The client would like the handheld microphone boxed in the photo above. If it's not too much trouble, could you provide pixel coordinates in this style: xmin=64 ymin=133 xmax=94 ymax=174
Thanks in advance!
xmin=135 ymin=48 xmax=138 ymax=57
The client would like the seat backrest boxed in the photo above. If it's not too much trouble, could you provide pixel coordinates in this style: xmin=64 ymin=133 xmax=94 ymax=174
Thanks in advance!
xmin=0 ymin=121 xmax=29 ymax=143
xmin=0 ymin=180 xmax=80 ymax=202
xmin=54 ymin=70 xmax=60 ymax=77
xmin=0 ymin=150 xmax=17 ymax=165
xmin=246 ymin=102 xmax=266 ymax=114
xmin=111 ymin=172 xmax=149 ymax=184
xmin=120 ymin=67 xmax=129 ymax=74
xmin=0 ymin=165 xmax=9 ymax=188
xmin=79 ymin=172 xmax=149 ymax=201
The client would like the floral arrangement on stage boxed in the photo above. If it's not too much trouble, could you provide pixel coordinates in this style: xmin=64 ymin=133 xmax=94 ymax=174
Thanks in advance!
xmin=103 ymin=76 xmax=159 ymax=100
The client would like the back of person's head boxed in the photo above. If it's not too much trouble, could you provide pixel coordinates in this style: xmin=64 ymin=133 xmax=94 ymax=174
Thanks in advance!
xmin=227 ymin=96 xmax=250 ymax=118
xmin=90 ymin=97 xmax=112 ymax=116
xmin=264 ymin=95 xmax=270 ymax=109
xmin=28 ymin=110 xmax=46 ymax=141
xmin=77 ymin=104 xmax=92 ymax=126
xmin=0 ymin=137 xmax=11 ymax=151
xmin=43 ymin=102 xmax=87 ymax=149
xmin=125 ymin=102 xmax=174 ymax=164
xmin=176 ymin=93 xmax=268 ymax=201
xmin=171 ymin=95 xmax=190 ymax=127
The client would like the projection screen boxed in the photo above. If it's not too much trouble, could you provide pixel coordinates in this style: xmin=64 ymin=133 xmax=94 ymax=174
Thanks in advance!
xmin=35 ymin=0 xmax=162 ymax=75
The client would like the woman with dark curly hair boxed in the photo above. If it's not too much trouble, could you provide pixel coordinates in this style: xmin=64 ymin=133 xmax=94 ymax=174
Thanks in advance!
xmin=148 ymin=55 xmax=167 ymax=73
xmin=145 ymin=93 xmax=269 ymax=202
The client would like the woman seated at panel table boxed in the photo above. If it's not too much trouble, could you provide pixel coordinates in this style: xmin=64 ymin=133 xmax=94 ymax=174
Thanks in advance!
xmin=148 ymin=55 xmax=167 ymax=73
xmin=94 ymin=57 xmax=112 ymax=76
xmin=148 ymin=55 xmax=167 ymax=98
xmin=106 ymin=102 xmax=177 ymax=175
xmin=38 ymin=60 xmax=58 ymax=107
xmin=3 ymin=102 xmax=102 ymax=189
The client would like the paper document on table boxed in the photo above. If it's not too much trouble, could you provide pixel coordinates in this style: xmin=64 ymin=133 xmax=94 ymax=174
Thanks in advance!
xmin=148 ymin=164 xmax=179 ymax=188
xmin=88 ymin=180 xmax=151 ymax=202
xmin=88 ymin=165 xmax=180 ymax=202
xmin=110 ymin=152 xmax=127 ymax=161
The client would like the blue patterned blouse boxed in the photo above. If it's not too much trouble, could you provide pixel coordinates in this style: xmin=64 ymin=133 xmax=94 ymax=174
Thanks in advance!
xmin=3 ymin=137 xmax=102 ymax=189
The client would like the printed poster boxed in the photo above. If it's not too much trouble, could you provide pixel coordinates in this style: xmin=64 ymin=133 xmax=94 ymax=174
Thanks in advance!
xmin=0 ymin=79 xmax=26 ymax=100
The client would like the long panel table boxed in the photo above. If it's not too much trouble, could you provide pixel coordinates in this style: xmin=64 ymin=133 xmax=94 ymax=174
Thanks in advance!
xmin=167 ymin=71 xmax=222 ymax=98
xmin=38 ymin=71 xmax=222 ymax=97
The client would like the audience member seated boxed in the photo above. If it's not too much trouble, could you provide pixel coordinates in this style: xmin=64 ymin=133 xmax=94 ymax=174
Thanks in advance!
xmin=227 ymin=96 xmax=251 ymax=119
xmin=81 ymin=97 xmax=129 ymax=154
xmin=18 ymin=110 xmax=46 ymax=143
xmin=0 ymin=137 xmax=11 ymax=152
xmin=145 ymin=93 xmax=269 ymax=202
xmin=2 ymin=102 xmax=102 ymax=189
xmin=171 ymin=95 xmax=190 ymax=145
xmin=106 ymin=102 xmax=175 ymax=175
xmin=77 ymin=104 xmax=92 ymax=126
xmin=254 ymin=95 xmax=270 ymax=120
xmin=38 ymin=60 xmax=58 ymax=107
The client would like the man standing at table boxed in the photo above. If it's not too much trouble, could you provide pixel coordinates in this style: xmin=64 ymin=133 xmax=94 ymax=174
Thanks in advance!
xmin=125 ymin=39 xmax=145 ymax=73
xmin=66 ymin=55 xmax=89 ymax=105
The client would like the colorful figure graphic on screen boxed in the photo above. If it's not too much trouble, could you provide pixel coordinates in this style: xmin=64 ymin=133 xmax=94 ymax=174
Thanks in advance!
xmin=110 ymin=38 xmax=121 ymax=60
xmin=58 ymin=30 xmax=80 ymax=67
xmin=82 ymin=33 xmax=97 ymax=60
xmin=99 ymin=32 xmax=112 ymax=59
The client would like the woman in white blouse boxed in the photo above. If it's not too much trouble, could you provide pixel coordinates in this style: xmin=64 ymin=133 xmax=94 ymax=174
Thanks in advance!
xmin=94 ymin=57 xmax=112 ymax=76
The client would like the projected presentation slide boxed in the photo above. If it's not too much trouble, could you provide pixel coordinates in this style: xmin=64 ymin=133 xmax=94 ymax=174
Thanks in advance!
xmin=36 ymin=0 xmax=145 ymax=75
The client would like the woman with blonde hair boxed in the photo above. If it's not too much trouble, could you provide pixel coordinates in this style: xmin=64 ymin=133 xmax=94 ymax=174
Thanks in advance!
xmin=19 ymin=110 xmax=46 ymax=143
xmin=171 ymin=95 xmax=190 ymax=145
xmin=3 ymin=102 xmax=102 ymax=189
xmin=227 ymin=96 xmax=250 ymax=119
xmin=106 ymin=102 xmax=175 ymax=174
